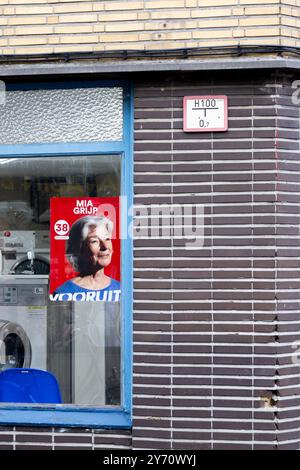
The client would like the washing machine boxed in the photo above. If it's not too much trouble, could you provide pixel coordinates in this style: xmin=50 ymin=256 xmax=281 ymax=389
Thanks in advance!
xmin=0 ymin=231 xmax=50 ymax=275
xmin=0 ymin=320 xmax=32 ymax=371
xmin=0 ymin=276 xmax=48 ymax=371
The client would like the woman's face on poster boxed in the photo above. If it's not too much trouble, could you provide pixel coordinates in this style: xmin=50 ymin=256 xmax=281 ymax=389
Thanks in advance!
xmin=82 ymin=225 xmax=113 ymax=270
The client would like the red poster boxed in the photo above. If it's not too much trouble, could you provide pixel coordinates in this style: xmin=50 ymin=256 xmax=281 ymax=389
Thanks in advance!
xmin=49 ymin=197 xmax=120 ymax=302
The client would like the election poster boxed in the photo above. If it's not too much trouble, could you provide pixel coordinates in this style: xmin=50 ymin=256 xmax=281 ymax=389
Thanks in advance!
xmin=49 ymin=197 xmax=120 ymax=302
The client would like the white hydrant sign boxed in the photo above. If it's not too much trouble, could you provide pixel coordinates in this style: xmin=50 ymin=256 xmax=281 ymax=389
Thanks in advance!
xmin=183 ymin=95 xmax=228 ymax=132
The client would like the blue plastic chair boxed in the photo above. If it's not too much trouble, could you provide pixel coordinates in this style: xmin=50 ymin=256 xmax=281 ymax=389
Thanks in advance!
xmin=0 ymin=368 xmax=62 ymax=404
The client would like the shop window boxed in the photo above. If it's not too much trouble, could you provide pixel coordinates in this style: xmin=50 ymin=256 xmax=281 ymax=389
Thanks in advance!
xmin=0 ymin=82 xmax=132 ymax=428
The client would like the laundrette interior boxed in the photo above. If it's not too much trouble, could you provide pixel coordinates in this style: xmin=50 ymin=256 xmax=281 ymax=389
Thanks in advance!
xmin=0 ymin=155 xmax=121 ymax=406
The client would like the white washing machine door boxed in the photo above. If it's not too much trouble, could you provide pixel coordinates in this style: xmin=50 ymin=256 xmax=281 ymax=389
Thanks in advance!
xmin=0 ymin=320 xmax=32 ymax=371
xmin=11 ymin=256 xmax=50 ymax=275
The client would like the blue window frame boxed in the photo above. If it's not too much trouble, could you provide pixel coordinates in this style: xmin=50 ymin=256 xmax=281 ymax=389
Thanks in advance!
xmin=0 ymin=80 xmax=133 ymax=428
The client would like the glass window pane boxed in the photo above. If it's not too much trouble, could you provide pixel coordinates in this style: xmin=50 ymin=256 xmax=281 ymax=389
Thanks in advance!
xmin=0 ymin=155 xmax=121 ymax=407
xmin=0 ymin=87 xmax=123 ymax=144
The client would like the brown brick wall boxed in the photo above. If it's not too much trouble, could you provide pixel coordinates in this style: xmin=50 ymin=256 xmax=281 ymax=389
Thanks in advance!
xmin=0 ymin=0 xmax=298 ymax=55
xmin=132 ymin=70 xmax=300 ymax=450
xmin=0 ymin=427 xmax=132 ymax=450
xmin=275 ymin=75 xmax=300 ymax=449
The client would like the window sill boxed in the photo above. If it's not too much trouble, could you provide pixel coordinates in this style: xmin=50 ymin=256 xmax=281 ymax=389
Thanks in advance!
xmin=0 ymin=407 xmax=131 ymax=429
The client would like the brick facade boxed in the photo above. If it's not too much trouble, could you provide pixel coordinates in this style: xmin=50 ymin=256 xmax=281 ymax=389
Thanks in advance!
xmin=1 ymin=70 xmax=298 ymax=449
xmin=276 ymin=74 xmax=300 ymax=449
xmin=0 ymin=0 xmax=299 ymax=453
xmin=132 ymin=70 xmax=300 ymax=449
xmin=282 ymin=0 xmax=300 ymax=47
xmin=0 ymin=0 xmax=299 ymax=55
xmin=0 ymin=427 xmax=132 ymax=450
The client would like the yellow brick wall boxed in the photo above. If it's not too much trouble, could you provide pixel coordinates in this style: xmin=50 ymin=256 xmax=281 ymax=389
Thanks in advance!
xmin=281 ymin=0 xmax=300 ymax=47
xmin=0 ymin=0 xmax=298 ymax=55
